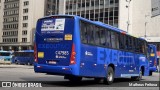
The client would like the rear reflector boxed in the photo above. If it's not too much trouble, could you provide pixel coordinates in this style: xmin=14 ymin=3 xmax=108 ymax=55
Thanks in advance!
xmin=70 ymin=44 xmax=76 ymax=65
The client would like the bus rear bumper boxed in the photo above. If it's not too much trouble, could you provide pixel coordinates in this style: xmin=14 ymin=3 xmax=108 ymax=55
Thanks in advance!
xmin=34 ymin=63 xmax=73 ymax=75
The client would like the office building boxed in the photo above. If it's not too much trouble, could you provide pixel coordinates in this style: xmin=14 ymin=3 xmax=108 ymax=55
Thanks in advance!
xmin=0 ymin=0 xmax=59 ymax=51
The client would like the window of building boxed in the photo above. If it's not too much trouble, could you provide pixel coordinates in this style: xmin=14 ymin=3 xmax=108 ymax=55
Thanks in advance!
xmin=82 ymin=3 xmax=85 ymax=7
xmin=110 ymin=0 xmax=114 ymax=4
xmin=95 ymin=0 xmax=99 ymax=6
xmin=23 ymin=16 xmax=28 ymax=20
xmin=100 ymin=0 xmax=104 ymax=5
xmin=86 ymin=2 xmax=90 ymax=7
xmin=22 ymin=30 xmax=27 ymax=35
xmin=47 ymin=4 xmax=51 ymax=9
xmin=23 ymin=23 xmax=28 ymax=27
xmin=24 ymin=1 xmax=29 ymax=6
xmin=22 ymin=38 xmax=27 ymax=42
xmin=115 ymin=0 xmax=119 ymax=3
xmin=2 ymin=38 xmax=18 ymax=43
xmin=23 ymin=8 xmax=28 ymax=13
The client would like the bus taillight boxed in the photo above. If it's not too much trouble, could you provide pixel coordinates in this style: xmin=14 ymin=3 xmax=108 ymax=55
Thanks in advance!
xmin=70 ymin=44 xmax=76 ymax=65
xmin=34 ymin=43 xmax=38 ymax=63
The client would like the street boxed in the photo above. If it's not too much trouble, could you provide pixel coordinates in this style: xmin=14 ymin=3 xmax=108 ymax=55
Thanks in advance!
xmin=0 ymin=65 xmax=159 ymax=90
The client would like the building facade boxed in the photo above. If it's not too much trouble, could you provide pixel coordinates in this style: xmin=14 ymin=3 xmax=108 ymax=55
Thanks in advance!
xmin=64 ymin=0 xmax=119 ymax=27
xmin=0 ymin=0 xmax=59 ymax=51
xmin=119 ymin=0 xmax=160 ymax=59
xmin=60 ymin=0 xmax=160 ymax=58
xmin=45 ymin=0 xmax=59 ymax=16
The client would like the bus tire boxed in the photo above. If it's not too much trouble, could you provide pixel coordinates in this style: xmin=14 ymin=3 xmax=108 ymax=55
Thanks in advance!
xmin=149 ymin=71 xmax=152 ymax=76
xmin=131 ymin=69 xmax=142 ymax=81
xmin=104 ymin=67 xmax=114 ymax=85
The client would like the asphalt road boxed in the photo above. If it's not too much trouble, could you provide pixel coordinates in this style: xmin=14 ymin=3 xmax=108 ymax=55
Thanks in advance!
xmin=0 ymin=64 xmax=159 ymax=90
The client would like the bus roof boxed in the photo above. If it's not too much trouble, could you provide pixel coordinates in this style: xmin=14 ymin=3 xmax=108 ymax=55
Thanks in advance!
xmin=38 ymin=15 xmax=146 ymax=41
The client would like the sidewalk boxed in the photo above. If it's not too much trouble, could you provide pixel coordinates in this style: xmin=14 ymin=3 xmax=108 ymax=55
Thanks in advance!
xmin=0 ymin=64 xmax=33 ymax=68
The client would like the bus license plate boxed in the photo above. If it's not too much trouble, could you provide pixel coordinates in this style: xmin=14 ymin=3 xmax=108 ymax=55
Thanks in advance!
xmin=48 ymin=61 xmax=57 ymax=64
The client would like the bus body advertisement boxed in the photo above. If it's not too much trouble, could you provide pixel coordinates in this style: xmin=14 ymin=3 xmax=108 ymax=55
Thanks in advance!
xmin=34 ymin=15 xmax=149 ymax=85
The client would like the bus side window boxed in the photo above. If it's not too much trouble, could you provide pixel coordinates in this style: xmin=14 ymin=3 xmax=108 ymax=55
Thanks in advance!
xmin=100 ymin=28 xmax=106 ymax=46
xmin=132 ymin=37 xmax=136 ymax=52
xmin=137 ymin=40 xmax=144 ymax=54
xmin=111 ymin=31 xmax=117 ymax=49
xmin=115 ymin=33 xmax=119 ymax=49
xmin=88 ymin=25 xmax=95 ymax=44
xmin=105 ymin=30 xmax=111 ymax=48
xmin=95 ymin=27 xmax=100 ymax=45
xmin=128 ymin=37 xmax=133 ymax=51
xmin=119 ymin=34 xmax=125 ymax=50
xmin=141 ymin=41 xmax=146 ymax=54
xmin=135 ymin=39 xmax=140 ymax=53
xmin=125 ymin=36 xmax=129 ymax=50
xmin=142 ymin=45 xmax=145 ymax=54
xmin=80 ymin=21 xmax=87 ymax=43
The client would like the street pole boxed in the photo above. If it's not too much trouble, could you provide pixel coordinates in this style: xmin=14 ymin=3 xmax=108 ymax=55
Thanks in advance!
xmin=126 ymin=0 xmax=132 ymax=33
xmin=144 ymin=14 xmax=150 ymax=38
xmin=144 ymin=22 xmax=147 ymax=38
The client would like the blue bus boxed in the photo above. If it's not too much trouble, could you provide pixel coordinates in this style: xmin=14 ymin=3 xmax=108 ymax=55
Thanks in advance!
xmin=34 ymin=15 xmax=149 ymax=85
xmin=0 ymin=50 xmax=13 ymax=64
xmin=12 ymin=50 xmax=34 ymax=65
xmin=148 ymin=44 xmax=157 ymax=75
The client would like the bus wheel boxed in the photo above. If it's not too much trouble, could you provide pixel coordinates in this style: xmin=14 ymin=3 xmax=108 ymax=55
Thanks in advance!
xmin=149 ymin=71 xmax=152 ymax=76
xmin=68 ymin=76 xmax=82 ymax=83
xmin=104 ymin=67 xmax=114 ymax=85
xmin=131 ymin=70 xmax=142 ymax=81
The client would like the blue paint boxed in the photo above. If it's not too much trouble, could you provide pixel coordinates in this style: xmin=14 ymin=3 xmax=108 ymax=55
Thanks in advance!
xmin=38 ymin=44 xmax=70 ymax=49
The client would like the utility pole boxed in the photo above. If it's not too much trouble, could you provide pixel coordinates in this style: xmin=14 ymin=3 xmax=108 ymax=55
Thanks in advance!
xmin=126 ymin=0 xmax=132 ymax=33
xmin=144 ymin=14 xmax=150 ymax=38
